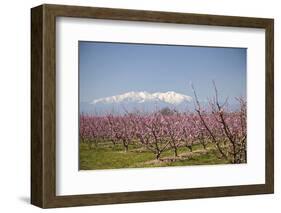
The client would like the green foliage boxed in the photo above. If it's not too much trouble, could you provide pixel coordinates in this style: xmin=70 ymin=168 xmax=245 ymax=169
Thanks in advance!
xmin=158 ymin=107 xmax=178 ymax=116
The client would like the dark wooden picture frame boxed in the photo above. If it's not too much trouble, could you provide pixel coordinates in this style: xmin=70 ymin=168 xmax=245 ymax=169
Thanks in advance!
xmin=31 ymin=4 xmax=274 ymax=208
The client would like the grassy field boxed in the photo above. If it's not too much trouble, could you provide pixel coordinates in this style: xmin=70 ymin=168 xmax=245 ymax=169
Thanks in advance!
xmin=79 ymin=141 xmax=230 ymax=170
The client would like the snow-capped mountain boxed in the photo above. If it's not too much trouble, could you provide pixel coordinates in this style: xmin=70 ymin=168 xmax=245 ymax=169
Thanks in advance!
xmin=81 ymin=91 xmax=192 ymax=114
xmin=91 ymin=91 xmax=192 ymax=105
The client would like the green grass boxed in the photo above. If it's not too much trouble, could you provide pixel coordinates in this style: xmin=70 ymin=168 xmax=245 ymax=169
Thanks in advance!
xmin=79 ymin=141 xmax=230 ymax=170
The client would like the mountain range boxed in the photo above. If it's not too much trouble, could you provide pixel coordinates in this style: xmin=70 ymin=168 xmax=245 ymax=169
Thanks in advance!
xmin=80 ymin=91 xmax=193 ymax=115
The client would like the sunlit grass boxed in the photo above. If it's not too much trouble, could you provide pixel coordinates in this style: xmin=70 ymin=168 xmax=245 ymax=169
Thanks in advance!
xmin=79 ymin=141 xmax=230 ymax=170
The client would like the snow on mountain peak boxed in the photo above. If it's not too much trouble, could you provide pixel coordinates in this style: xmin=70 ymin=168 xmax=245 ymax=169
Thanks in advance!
xmin=91 ymin=91 xmax=192 ymax=105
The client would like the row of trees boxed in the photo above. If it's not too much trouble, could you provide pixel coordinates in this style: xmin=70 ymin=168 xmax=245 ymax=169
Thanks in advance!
xmin=80 ymin=84 xmax=247 ymax=163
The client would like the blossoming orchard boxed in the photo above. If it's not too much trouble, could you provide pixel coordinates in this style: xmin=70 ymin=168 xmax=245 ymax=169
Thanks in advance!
xmin=79 ymin=84 xmax=247 ymax=169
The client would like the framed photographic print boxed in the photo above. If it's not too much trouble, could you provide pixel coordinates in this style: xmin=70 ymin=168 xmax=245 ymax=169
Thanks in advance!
xmin=31 ymin=4 xmax=274 ymax=208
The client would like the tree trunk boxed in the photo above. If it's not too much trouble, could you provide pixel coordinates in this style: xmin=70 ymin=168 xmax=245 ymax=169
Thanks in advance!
xmin=244 ymin=149 xmax=247 ymax=163
xmin=122 ymin=139 xmax=129 ymax=152
xmin=187 ymin=145 xmax=193 ymax=152
xmin=174 ymin=147 xmax=178 ymax=158
xmin=201 ymin=141 xmax=207 ymax=150
xmin=202 ymin=142 xmax=206 ymax=150
xmin=124 ymin=145 xmax=128 ymax=152
xmin=232 ymin=145 xmax=237 ymax=163
xmin=156 ymin=152 xmax=161 ymax=160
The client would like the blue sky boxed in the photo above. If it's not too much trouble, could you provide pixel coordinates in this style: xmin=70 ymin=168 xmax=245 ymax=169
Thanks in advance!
xmin=79 ymin=41 xmax=246 ymax=104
